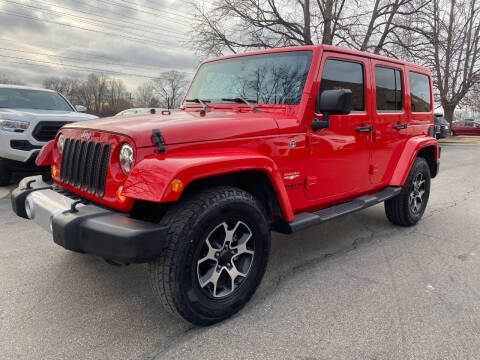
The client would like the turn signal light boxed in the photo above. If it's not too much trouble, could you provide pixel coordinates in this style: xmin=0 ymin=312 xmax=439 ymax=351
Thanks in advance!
xmin=116 ymin=186 xmax=127 ymax=203
xmin=171 ymin=179 xmax=184 ymax=193
xmin=51 ymin=165 xmax=57 ymax=177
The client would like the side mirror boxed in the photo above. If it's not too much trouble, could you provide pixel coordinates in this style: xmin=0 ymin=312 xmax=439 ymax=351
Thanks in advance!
xmin=312 ymin=89 xmax=352 ymax=131
xmin=317 ymin=89 xmax=352 ymax=114
xmin=75 ymin=105 xmax=87 ymax=112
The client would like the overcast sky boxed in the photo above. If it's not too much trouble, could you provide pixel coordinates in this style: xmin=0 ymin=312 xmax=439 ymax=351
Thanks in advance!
xmin=0 ymin=0 xmax=202 ymax=90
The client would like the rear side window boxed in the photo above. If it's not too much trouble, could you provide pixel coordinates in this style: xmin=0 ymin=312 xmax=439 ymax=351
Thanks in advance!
xmin=409 ymin=72 xmax=431 ymax=112
xmin=375 ymin=66 xmax=403 ymax=111
xmin=319 ymin=59 xmax=364 ymax=111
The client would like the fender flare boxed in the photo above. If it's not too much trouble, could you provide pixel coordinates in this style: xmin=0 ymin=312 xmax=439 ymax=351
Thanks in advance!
xmin=122 ymin=147 xmax=294 ymax=221
xmin=389 ymin=136 xmax=439 ymax=186
xmin=35 ymin=140 xmax=54 ymax=167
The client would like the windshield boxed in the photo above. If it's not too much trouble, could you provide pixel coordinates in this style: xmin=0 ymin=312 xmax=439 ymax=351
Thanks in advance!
xmin=0 ymin=88 xmax=73 ymax=111
xmin=186 ymin=51 xmax=313 ymax=105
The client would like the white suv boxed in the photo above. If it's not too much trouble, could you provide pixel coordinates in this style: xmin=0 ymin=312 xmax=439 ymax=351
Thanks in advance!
xmin=0 ymin=84 xmax=97 ymax=185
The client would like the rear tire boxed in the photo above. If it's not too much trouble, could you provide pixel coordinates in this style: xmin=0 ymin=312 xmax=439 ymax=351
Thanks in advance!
xmin=385 ymin=157 xmax=431 ymax=226
xmin=148 ymin=186 xmax=270 ymax=326
xmin=0 ymin=162 xmax=11 ymax=186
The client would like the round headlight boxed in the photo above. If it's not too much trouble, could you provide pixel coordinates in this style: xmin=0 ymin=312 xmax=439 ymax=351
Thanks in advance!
xmin=119 ymin=143 xmax=134 ymax=174
xmin=57 ymin=134 xmax=65 ymax=154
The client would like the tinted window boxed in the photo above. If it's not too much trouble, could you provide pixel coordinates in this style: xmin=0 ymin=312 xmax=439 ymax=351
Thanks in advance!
xmin=375 ymin=66 xmax=403 ymax=111
xmin=319 ymin=59 xmax=364 ymax=111
xmin=409 ymin=72 xmax=431 ymax=112
xmin=0 ymin=88 xmax=73 ymax=111
xmin=186 ymin=51 xmax=313 ymax=105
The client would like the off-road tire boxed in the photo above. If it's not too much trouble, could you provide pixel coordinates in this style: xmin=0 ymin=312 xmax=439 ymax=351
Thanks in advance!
xmin=0 ymin=162 xmax=11 ymax=186
xmin=385 ymin=157 xmax=431 ymax=226
xmin=148 ymin=186 xmax=270 ymax=326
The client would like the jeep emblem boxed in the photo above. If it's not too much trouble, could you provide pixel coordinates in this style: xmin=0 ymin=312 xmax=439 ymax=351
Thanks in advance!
xmin=81 ymin=132 xmax=91 ymax=141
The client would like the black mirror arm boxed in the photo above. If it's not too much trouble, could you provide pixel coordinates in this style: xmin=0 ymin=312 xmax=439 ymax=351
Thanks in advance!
xmin=311 ymin=113 xmax=330 ymax=131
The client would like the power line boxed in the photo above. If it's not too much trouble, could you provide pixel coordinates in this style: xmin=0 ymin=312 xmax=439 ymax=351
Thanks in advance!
xmin=115 ymin=0 xmax=195 ymax=20
xmin=0 ymin=10 xmax=179 ymax=48
xmin=34 ymin=0 xmax=190 ymax=37
xmin=0 ymin=36 xmax=197 ymax=72
xmin=0 ymin=46 xmax=163 ymax=71
xmin=95 ymin=0 xmax=188 ymax=26
xmin=30 ymin=0 xmax=189 ymax=39
xmin=0 ymin=0 xmax=186 ymax=45
xmin=0 ymin=53 xmax=159 ymax=79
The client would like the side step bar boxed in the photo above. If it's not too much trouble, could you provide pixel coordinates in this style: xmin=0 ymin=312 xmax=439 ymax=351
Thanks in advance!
xmin=275 ymin=186 xmax=402 ymax=234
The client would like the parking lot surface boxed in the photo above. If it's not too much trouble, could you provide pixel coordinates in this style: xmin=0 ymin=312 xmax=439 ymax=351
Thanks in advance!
xmin=1 ymin=143 xmax=479 ymax=360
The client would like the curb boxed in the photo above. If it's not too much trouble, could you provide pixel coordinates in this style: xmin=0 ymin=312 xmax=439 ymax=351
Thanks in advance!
xmin=0 ymin=188 xmax=10 ymax=199
xmin=439 ymin=136 xmax=480 ymax=144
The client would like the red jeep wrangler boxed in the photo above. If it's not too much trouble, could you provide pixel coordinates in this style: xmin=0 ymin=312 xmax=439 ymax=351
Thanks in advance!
xmin=11 ymin=45 xmax=439 ymax=326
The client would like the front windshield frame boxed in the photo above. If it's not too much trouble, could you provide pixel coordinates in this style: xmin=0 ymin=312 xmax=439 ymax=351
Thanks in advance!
xmin=0 ymin=88 xmax=74 ymax=111
xmin=184 ymin=50 xmax=314 ymax=107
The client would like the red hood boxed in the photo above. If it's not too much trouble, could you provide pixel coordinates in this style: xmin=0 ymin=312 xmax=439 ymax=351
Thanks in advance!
xmin=63 ymin=110 xmax=282 ymax=147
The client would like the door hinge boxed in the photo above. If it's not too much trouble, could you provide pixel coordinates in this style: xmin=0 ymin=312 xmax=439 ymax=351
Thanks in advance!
xmin=368 ymin=165 xmax=378 ymax=175
xmin=305 ymin=176 xmax=317 ymax=188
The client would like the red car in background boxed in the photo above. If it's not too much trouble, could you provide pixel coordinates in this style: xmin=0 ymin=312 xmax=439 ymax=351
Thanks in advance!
xmin=452 ymin=119 xmax=480 ymax=136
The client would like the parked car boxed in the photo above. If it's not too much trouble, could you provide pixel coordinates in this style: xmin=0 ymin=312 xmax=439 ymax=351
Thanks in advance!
xmin=434 ymin=113 xmax=450 ymax=138
xmin=115 ymin=108 xmax=168 ymax=117
xmin=11 ymin=45 xmax=439 ymax=326
xmin=451 ymin=119 xmax=480 ymax=136
xmin=0 ymin=85 xmax=97 ymax=185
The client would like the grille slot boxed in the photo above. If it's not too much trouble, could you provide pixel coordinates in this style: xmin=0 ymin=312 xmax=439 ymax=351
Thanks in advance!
xmin=60 ymin=138 xmax=111 ymax=198
xmin=32 ymin=121 xmax=70 ymax=142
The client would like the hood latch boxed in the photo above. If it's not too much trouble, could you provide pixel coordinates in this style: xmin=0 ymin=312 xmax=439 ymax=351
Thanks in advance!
xmin=152 ymin=129 xmax=166 ymax=154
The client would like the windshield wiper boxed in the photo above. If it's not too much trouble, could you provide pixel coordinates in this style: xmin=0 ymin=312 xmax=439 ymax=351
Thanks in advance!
xmin=185 ymin=98 xmax=210 ymax=113
xmin=221 ymin=97 xmax=261 ymax=113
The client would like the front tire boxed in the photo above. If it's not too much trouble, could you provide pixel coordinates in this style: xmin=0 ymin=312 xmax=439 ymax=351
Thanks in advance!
xmin=0 ymin=162 xmax=11 ymax=186
xmin=148 ymin=186 xmax=270 ymax=326
xmin=385 ymin=157 xmax=431 ymax=226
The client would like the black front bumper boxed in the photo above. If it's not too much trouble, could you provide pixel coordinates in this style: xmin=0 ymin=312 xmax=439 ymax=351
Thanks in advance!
xmin=11 ymin=177 xmax=168 ymax=263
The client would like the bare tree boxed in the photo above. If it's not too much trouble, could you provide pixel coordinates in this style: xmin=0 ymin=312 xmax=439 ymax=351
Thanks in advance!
xmin=0 ymin=73 xmax=25 ymax=85
xmin=189 ymin=0 xmax=422 ymax=56
xmin=80 ymin=73 xmax=109 ymax=115
xmin=107 ymin=78 xmax=128 ymax=114
xmin=396 ymin=0 xmax=480 ymax=123
xmin=136 ymin=81 xmax=159 ymax=107
xmin=42 ymin=74 xmax=134 ymax=116
xmin=42 ymin=77 xmax=80 ymax=103
xmin=153 ymin=70 xmax=189 ymax=109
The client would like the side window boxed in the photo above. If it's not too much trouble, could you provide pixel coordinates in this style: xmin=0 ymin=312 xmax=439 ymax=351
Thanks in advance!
xmin=318 ymin=59 xmax=364 ymax=111
xmin=409 ymin=72 xmax=431 ymax=112
xmin=375 ymin=66 xmax=403 ymax=111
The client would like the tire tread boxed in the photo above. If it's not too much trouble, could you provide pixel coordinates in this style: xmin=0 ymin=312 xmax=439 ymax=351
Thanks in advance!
xmin=148 ymin=186 xmax=268 ymax=324
xmin=385 ymin=157 xmax=431 ymax=227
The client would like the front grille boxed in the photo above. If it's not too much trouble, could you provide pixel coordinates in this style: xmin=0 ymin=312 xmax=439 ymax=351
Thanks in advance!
xmin=32 ymin=121 xmax=70 ymax=142
xmin=60 ymin=138 xmax=111 ymax=198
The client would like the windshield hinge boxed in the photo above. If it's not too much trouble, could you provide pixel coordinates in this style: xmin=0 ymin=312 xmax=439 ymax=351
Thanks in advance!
xmin=152 ymin=129 xmax=166 ymax=154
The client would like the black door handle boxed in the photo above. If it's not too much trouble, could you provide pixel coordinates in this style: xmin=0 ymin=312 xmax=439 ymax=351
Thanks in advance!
xmin=356 ymin=125 xmax=373 ymax=133
xmin=394 ymin=123 xmax=407 ymax=130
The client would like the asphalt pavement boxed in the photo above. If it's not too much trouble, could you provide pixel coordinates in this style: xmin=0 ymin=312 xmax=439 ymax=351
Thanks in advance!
xmin=1 ymin=143 xmax=479 ymax=360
